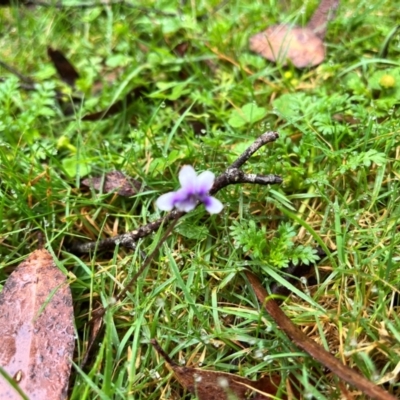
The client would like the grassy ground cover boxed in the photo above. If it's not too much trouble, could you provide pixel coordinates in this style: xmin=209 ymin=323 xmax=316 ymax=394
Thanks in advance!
xmin=1 ymin=0 xmax=400 ymax=398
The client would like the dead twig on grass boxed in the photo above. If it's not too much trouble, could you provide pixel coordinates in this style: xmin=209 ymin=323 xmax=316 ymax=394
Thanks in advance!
xmin=69 ymin=131 xmax=282 ymax=254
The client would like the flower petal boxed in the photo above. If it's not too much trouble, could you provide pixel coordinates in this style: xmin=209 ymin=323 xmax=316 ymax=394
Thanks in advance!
xmin=179 ymin=165 xmax=197 ymax=188
xmin=196 ymin=170 xmax=215 ymax=194
xmin=156 ymin=192 xmax=177 ymax=211
xmin=203 ymin=196 xmax=223 ymax=214
xmin=172 ymin=188 xmax=190 ymax=202
xmin=175 ymin=198 xmax=197 ymax=212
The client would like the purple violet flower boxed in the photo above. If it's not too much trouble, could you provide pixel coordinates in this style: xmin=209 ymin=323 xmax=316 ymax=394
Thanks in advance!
xmin=156 ymin=165 xmax=223 ymax=214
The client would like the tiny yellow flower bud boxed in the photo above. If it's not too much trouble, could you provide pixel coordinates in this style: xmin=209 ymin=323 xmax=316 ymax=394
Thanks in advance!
xmin=379 ymin=74 xmax=396 ymax=89
xmin=284 ymin=71 xmax=293 ymax=80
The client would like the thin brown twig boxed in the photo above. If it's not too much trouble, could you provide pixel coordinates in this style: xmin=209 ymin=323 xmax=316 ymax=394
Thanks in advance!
xmin=150 ymin=338 xmax=178 ymax=367
xmin=245 ymin=270 xmax=397 ymax=400
xmin=0 ymin=60 xmax=35 ymax=84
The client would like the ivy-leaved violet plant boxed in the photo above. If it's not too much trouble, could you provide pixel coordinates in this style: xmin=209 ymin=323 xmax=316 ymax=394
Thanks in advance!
xmin=156 ymin=165 xmax=223 ymax=214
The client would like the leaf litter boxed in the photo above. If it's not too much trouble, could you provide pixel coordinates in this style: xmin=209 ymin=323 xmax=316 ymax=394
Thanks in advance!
xmin=250 ymin=0 xmax=340 ymax=68
xmin=0 ymin=249 xmax=74 ymax=400
xmin=81 ymin=170 xmax=145 ymax=196
xmin=47 ymin=47 xmax=80 ymax=87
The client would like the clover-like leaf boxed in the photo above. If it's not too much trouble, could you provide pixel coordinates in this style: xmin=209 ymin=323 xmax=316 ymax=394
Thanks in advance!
xmin=228 ymin=103 xmax=267 ymax=128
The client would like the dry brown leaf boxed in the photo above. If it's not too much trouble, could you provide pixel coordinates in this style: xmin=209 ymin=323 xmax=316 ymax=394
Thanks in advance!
xmin=81 ymin=170 xmax=144 ymax=196
xmin=151 ymin=339 xmax=282 ymax=400
xmin=250 ymin=0 xmax=339 ymax=68
xmin=48 ymin=47 xmax=80 ymax=87
xmin=249 ymin=25 xmax=325 ymax=68
xmin=0 ymin=249 xmax=75 ymax=400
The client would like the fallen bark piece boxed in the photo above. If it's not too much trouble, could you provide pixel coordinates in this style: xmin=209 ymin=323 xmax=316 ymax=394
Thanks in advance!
xmin=0 ymin=249 xmax=75 ymax=400
xmin=151 ymin=339 xmax=282 ymax=400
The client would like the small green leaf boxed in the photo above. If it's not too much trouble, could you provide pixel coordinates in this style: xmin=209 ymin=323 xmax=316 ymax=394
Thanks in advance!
xmin=105 ymin=54 xmax=132 ymax=68
xmin=148 ymin=149 xmax=189 ymax=175
xmin=338 ymin=149 xmax=387 ymax=173
xmin=62 ymin=157 xmax=92 ymax=178
xmin=272 ymin=93 xmax=308 ymax=120
xmin=149 ymin=80 xmax=192 ymax=100
xmin=228 ymin=103 xmax=267 ymax=128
